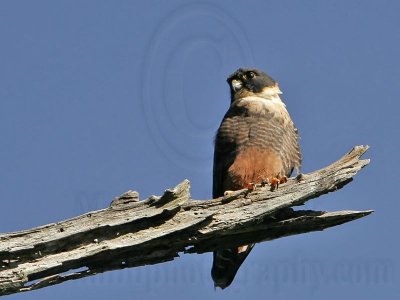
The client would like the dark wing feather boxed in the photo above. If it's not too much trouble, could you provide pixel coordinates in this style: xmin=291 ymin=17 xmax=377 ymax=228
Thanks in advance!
xmin=213 ymin=105 xmax=249 ymax=198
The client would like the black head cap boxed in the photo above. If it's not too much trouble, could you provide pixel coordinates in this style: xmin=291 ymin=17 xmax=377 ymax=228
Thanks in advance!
xmin=227 ymin=68 xmax=277 ymax=102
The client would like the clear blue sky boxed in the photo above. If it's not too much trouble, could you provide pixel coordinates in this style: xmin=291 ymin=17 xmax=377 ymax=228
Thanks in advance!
xmin=1 ymin=1 xmax=399 ymax=299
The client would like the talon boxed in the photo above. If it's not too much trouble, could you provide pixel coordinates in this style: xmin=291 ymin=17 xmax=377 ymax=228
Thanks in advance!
xmin=269 ymin=177 xmax=280 ymax=191
xmin=269 ymin=174 xmax=288 ymax=191
xmin=246 ymin=182 xmax=256 ymax=192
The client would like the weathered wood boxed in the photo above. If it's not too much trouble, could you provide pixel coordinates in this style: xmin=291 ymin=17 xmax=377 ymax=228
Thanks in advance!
xmin=0 ymin=145 xmax=371 ymax=295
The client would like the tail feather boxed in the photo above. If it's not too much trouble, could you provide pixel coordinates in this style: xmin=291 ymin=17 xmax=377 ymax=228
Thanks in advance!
xmin=211 ymin=244 xmax=255 ymax=289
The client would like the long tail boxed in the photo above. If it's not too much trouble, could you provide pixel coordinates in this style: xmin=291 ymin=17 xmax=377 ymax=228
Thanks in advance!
xmin=211 ymin=244 xmax=255 ymax=289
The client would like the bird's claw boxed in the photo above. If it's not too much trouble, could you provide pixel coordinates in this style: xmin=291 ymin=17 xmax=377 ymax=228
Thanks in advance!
xmin=262 ymin=175 xmax=287 ymax=191
xmin=245 ymin=182 xmax=256 ymax=192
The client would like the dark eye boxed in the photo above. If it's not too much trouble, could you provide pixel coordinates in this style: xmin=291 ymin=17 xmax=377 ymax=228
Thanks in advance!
xmin=248 ymin=72 xmax=255 ymax=78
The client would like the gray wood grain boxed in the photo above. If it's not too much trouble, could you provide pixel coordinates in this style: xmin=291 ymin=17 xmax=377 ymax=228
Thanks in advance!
xmin=0 ymin=145 xmax=371 ymax=295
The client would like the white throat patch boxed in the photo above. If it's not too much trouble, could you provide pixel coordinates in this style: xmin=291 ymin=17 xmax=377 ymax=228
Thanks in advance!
xmin=245 ymin=85 xmax=286 ymax=107
xmin=260 ymin=85 xmax=283 ymax=103
xmin=234 ymin=84 xmax=288 ymax=116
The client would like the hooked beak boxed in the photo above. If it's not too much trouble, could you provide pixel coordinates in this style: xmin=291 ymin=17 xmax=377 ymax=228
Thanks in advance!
xmin=231 ymin=79 xmax=242 ymax=92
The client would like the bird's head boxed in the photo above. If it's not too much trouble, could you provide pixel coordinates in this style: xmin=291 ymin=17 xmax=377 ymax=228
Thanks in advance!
xmin=227 ymin=68 xmax=281 ymax=102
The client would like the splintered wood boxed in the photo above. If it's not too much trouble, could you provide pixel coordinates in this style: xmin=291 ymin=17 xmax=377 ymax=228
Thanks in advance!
xmin=0 ymin=146 xmax=371 ymax=295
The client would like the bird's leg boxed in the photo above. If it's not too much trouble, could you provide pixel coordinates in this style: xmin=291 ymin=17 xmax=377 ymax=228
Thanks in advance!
xmin=268 ymin=174 xmax=288 ymax=191
xmin=269 ymin=177 xmax=280 ymax=191
xmin=241 ymin=182 xmax=257 ymax=199
xmin=261 ymin=179 xmax=269 ymax=187
xmin=279 ymin=175 xmax=287 ymax=184
xmin=245 ymin=182 xmax=256 ymax=192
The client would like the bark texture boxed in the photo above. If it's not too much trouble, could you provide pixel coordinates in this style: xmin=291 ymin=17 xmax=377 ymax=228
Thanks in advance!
xmin=0 ymin=146 xmax=371 ymax=295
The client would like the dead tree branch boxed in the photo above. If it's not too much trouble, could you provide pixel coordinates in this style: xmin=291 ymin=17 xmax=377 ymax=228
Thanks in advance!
xmin=0 ymin=145 xmax=371 ymax=295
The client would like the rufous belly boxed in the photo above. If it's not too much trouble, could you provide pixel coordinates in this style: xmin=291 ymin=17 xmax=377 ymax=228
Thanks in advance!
xmin=223 ymin=147 xmax=283 ymax=191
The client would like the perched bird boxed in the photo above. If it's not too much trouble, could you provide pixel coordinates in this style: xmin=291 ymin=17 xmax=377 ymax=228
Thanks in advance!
xmin=212 ymin=68 xmax=302 ymax=289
